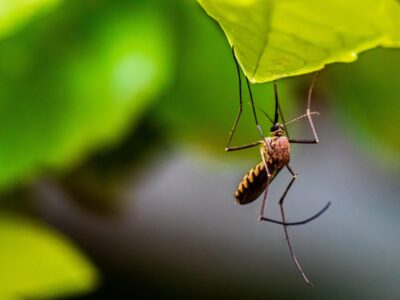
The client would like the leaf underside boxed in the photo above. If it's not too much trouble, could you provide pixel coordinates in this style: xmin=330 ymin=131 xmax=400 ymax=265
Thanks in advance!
xmin=198 ymin=0 xmax=400 ymax=83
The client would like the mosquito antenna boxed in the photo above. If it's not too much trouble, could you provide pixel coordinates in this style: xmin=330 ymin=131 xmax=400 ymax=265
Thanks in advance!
xmin=257 ymin=107 xmax=273 ymax=124
xmin=284 ymin=112 xmax=320 ymax=127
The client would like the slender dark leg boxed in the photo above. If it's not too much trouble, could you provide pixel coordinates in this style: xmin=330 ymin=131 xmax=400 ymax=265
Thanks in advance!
xmin=259 ymin=147 xmax=330 ymax=226
xmin=258 ymin=153 xmax=272 ymax=221
xmin=289 ymin=72 xmax=320 ymax=144
xmin=259 ymin=186 xmax=269 ymax=221
xmin=225 ymin=48 xmax=265 ymax=152
xmin=225 ymin=141 xmax=262 ymax=152
xmin=257 ymin=151 xmax=329 ymax=226
xmin=261 ymin=202 xmax=331 ymax=226
xmin=225 ymin=47 xmax=244 ymax=150
xmin=246 ymin=77 xmax=265 ymax=139
xmin=279 ymin=165 xmax=313 ymax=286
xmin=259 ymin=190 xmax=330 ymax=226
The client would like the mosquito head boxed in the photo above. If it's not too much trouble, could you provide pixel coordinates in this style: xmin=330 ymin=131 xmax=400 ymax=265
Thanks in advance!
xmin=270 ymin=123 xmax=285 ymax=136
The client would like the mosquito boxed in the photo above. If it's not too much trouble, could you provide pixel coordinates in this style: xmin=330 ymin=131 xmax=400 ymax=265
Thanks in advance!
xmin=225 ymin=48 xmax=331 ymax=286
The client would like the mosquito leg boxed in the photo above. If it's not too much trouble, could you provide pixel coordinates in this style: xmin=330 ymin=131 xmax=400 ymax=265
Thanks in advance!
xmin=258 ymin=160 xmax=272 ymax=221
xmin=226 ymin=47 xmax=265 ymax=150
xmin=246 ymin=77 xmax=265 ymax=140
xmin=261 ymin=202 xmax=331 ymax=226
xmin=288 ymin=109 xmax=319 ymax=144
xmin=225 ymin=47 xmax=244 ymax=150
xmin=279 ymin=165 xmax=313 ymax=286
xmin=259 ymin=164 xmax=331 ymax=226
xmin=225 ymin=141 xmax=262 ymax=152
xmin=259 ymin=187 xmax=269 ymax=221
xmin=289 ymin=72 xmax=320 ymax=144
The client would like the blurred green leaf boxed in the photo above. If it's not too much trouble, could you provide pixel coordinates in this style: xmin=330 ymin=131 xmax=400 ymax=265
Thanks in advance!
xmin=327 ymin=48 xmax=400 ymax=168
xmin=198 ymin=0 xmax=400 ymax=83
xmin=0 ymin=0 xmax=61 ymax=40
xmin=0 ymin=215 xmax=97 ymax=300
xmin=0 ymin=1 xmax=173 ymax=189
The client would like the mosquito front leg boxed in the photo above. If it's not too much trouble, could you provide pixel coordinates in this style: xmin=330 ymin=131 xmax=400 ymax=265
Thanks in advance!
xmin=289 ymin=72 xmax=320 ymax=145
xmin=225 ymin=48 xmax=265 ymax=151
xmin=288 ymin=109 xmax=319 ymax=144
xmin=225 ymin=47 xmax=244 ymax=150
xmin=225 ymin=78 xmax=265 ymax=151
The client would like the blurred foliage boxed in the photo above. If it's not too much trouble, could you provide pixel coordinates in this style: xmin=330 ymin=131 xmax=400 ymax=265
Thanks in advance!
xmin=198 ymin=0 xmax=400 ymax=83
xmin=0 ymin=0 xmax=173 ymax=189
xmin=0 ymin=214 xmax=97 ymax=300
xmin=327 ymin=48 xmax=400 ymax=168
xmin=0 ymin=0 xmax=174 ymax=298
xmin=0 ymin=0 xmax=61 ymax=40
xmin=61 ymin=110 xmax=168 ymax=214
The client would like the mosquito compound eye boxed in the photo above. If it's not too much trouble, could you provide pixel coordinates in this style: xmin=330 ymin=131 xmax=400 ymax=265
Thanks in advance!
xmin=270 ymin=124 xmax=280 ymax=132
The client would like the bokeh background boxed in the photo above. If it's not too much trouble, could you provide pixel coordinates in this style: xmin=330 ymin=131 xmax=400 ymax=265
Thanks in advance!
xmin=1 ymin=0 xmax=400 ymax=299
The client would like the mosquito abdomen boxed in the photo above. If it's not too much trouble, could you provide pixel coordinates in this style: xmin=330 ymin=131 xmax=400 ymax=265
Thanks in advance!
xmin=235 ymin=161 xmax=272 ymax=205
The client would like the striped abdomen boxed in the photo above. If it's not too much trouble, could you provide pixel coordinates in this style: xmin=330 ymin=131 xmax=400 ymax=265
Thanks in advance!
xmin=235 ymin=161 xmax=279 ymax=205
xmin=234 ymin=137 xmax=289 ymax=205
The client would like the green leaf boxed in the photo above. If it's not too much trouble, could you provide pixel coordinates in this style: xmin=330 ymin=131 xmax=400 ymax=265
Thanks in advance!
xmin=197 ymin=0 xmax=400 ymax=83
xmin=0 ymin=1 xmax=173 ymax=189
xmin=0 ymin=215 xmax=98 ymax=299
xmin=0 ymin=0 xmax=61 ymax=40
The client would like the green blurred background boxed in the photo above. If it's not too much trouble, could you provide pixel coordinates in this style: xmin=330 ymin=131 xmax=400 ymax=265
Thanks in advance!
xmin=0 ymin=0 xmax=400 ymax=299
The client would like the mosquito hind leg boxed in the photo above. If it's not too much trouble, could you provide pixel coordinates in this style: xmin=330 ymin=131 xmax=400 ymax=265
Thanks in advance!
xmin=279 ymin=165 xmax=313 ymax=286
xmin=258 ymin=162 xmax=272 ymax=221
xmin=260 ymin=165 xmax=331 ymax=226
